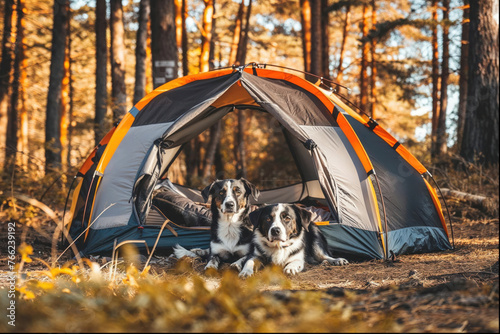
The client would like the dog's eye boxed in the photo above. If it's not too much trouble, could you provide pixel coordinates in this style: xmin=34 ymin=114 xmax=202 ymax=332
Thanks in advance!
xmin=234 ymin=188 xmax=241 ymax=195
xmin=219 ymin=191 xmax=224 ymax=195
xmin=284 ymin=216 xmax=291 ymax=222
xmin=266 ymin=216 xmax=271 ymax=222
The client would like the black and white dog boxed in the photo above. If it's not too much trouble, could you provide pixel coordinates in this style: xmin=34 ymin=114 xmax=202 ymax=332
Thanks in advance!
xmin=238 ymin=203 xmax=348 ymax=277
xmin=173 ymin=178 xmax=260 ymax=271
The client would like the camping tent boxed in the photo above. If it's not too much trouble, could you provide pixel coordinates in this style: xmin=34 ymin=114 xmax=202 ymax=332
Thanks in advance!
xmin=65 ymin=64 xmax=452 ymax=260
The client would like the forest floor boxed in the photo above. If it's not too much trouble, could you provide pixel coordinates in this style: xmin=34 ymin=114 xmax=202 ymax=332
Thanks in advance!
xmin=0 ymin=165 xmax=498 ymax=332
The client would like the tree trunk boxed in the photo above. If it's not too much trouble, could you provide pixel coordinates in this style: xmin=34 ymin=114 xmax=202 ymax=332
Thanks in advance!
xmin=309 ymin=0 xmax=322 ymax=78
xmin=321 ymin=0 xmax=330 ymax=80
xmin=359 ymin=4 xmax=369 ymax=111
xmin=236 ymin=0 xmax=252 ymax=65
xmin=199 ymin=0 xmax=214 ymax=73
xmin=134 ymin=0 xmax=150 ymax=104
xmin=174 ymin=0 xmax=189 ymax=76
xmin=110 ymin=0 xmax=127 ymax=123
xmin=18 ymin=0 xmax=27 ymax=169
xmin=174 ymin=0 xmax=182 ymax=50
xmin=0 ymin=0 xmax=15 ymax=168
xmin=209 ymin=0 xmax=217 ymax=70
xmin=369 ymin=0 xmax=377 ymax=119
xmin=234 ymin=110 xmax=247 ymax=179
xmin=45 ymin=0 xmax=68 ymax=173
xmin=6 ymin=0 xmax=23 ymax=169
xmin=60 ymin=1 xmax=71 ymax=170
xmin=229 ymin=0 xmax=245 ymax=65
xmin=436 ymin=0 xmax=450 ymax=156
xmin=300 ymin=0 xmax=312 ymax=74
xmin=430 ymin=0 xmax=440 ymax=155
xmin=95 ymin=0 xmax=107 ymax=146
xmin=335 ymin=4 xmax=350 ymax=83
xmin=181 ymin=0 xmax=188 ymax=76
xmin=67 ymin=41 xmax=74 ymax=168
xmin=203 ymin=120 xmax=222 ymax=179
xmin=456 ymin=0 xmax=469 ymax=150
xmin=460 ymin=0 xmax=499 ymax=165
xmin=150 ymin=0 xmax=178 ymax=89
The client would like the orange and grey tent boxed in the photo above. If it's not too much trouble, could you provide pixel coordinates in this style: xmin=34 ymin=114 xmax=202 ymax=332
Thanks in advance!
xmin=65 ymin=64 xmax=452 ymax=260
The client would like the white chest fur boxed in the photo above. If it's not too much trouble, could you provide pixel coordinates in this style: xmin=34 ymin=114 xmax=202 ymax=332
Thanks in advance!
xmin=213 ymin=210 xmax=246 ymax=254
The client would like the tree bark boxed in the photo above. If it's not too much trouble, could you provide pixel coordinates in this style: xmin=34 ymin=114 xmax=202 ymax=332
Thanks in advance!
xmin=460 ymin=0 xmax=499 ymax=165
xmin=321 ymin=0 xmax=330 ymax=80
xmin=456 ymin=0 xmax=469 ymax=150
xmin=430 ymin=0 xmax=440 ymax=155
xmin=234 ymin=110 xmax=247 ymax=179
xmin=174 ymin=0 xmax=188 ymax=76
xmin=6 ymin=0 xmax=23 ymax=169
xmin=229 ymin=0 xmax=245 ymax=65
xmin=0 ymin=0 xmax=15 ymax=168
xmin=236 ymin=0 xmax=252 ymax=65
xmin=203 ymin=120 xmax=222 ymax=179
xmin=110 ymin=0 xmax=127 ymax=123
xmin=134 ymin=0 xmax=150 ymax=104
xmin=45 ymin=0 xmax=68 ymax=173
xmin=18 ymin=0 xmax=27 ymax=169
xmin=199 ymin=0 xmax=214 ymax=73
xmin=335 ymin=4 xmax=350 ymax=83
xmin=436 ymin=0 xmax=450 ymax=156
xmin=359 ymin=4 xmax=369 ymax=111
xmin=150 ymin=0 xmax=178 ymax=89
xmin=60 ymin=1 xmax=71 ymax=170
xmin=209 ymin=0 xmax=217 ymax=70
xmin=174 ymin=0 xmax=182 ymax=50
xmin=300 ymin=0 xmax=312 ymax=74
xmin=181 ymin=0 xmax=188 ymax=76
xmin=309 ymin=0 xmax=322 ymax=78
xmin=369 ymin=0 xmax=377 ymax=119
xmin=95 ymin=0 xmax=107 ymax=146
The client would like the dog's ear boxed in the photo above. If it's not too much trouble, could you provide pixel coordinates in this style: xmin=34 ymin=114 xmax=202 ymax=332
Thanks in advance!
xmin=240 ymin=178 xmax=260 ymax=201
xmin=201 ymin=180 xmax=218 ymax=203
xmin=292 ymin=205 xmax=312 ymax=232
xmin=249 ymin=208 xmax=263 ymax=229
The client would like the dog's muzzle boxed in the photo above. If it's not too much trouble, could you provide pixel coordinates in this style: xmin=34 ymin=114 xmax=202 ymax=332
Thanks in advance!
xmin=222 ymin=200 xmax=236 ymax=214
xmin=268 ymin=226 xmax=285 ymax=243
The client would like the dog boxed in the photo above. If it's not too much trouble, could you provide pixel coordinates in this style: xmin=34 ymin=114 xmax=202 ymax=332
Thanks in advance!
xmin=238 ymin=203 xmax=348 ymax=277
xmin=173 ymin=178 xmax=260 ymax=271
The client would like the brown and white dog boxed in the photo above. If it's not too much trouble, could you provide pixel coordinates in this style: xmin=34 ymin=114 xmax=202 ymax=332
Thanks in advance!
xmin=173 ymin=178 xmax=259 ymax=271
xmin=238 ymin=203 xmax=348 ymax=277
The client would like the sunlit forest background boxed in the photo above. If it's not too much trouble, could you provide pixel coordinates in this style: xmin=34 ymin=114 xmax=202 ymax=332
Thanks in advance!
xmin=0 ymin=0 xmax=498 ymax=194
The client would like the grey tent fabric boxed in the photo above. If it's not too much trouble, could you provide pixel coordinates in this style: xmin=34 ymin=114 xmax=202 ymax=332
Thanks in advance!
xmin=302 ymin=125 xmax=380 ymax=232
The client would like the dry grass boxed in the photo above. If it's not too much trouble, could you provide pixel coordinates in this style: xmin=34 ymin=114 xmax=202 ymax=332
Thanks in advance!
xmin=0 ymin=164 xmax=498 ymax=333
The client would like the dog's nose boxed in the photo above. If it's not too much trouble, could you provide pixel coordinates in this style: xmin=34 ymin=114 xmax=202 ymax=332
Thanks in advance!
xmin=225 ymin=201 xmax=235 ymax=209
xmin=270 ymin=227 xmax=281 ymax=236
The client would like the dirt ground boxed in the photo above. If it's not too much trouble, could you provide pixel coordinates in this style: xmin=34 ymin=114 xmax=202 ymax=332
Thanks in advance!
xmin=1 ymin=192 xmax=498 ymax=333
xmin=4 ymin=212 xmax=496 ymax=333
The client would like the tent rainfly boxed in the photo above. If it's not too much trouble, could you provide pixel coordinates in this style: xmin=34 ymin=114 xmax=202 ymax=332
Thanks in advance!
xmin=64 ymin=65 xmax=452 ymax=260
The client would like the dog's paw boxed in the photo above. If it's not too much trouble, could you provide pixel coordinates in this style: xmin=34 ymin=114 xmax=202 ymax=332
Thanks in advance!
xmin=238 ymin=267 xmax=254 ymax=278
xmin=326 ymin=257 xmax=349 ymax=266
xmin=204 ymin=260 xmax=219 ymax=271
xmin=230 ymin=262 xmax=242 ymax=272
xmin=191 ymin=248 xmax=209 ymax=257
xmin=284 ymin=262 xmax=303 ymax=275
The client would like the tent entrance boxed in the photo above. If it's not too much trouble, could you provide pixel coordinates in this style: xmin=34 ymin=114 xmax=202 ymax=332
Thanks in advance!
xmin=136 ymin=105 xmax=336 ymax=225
